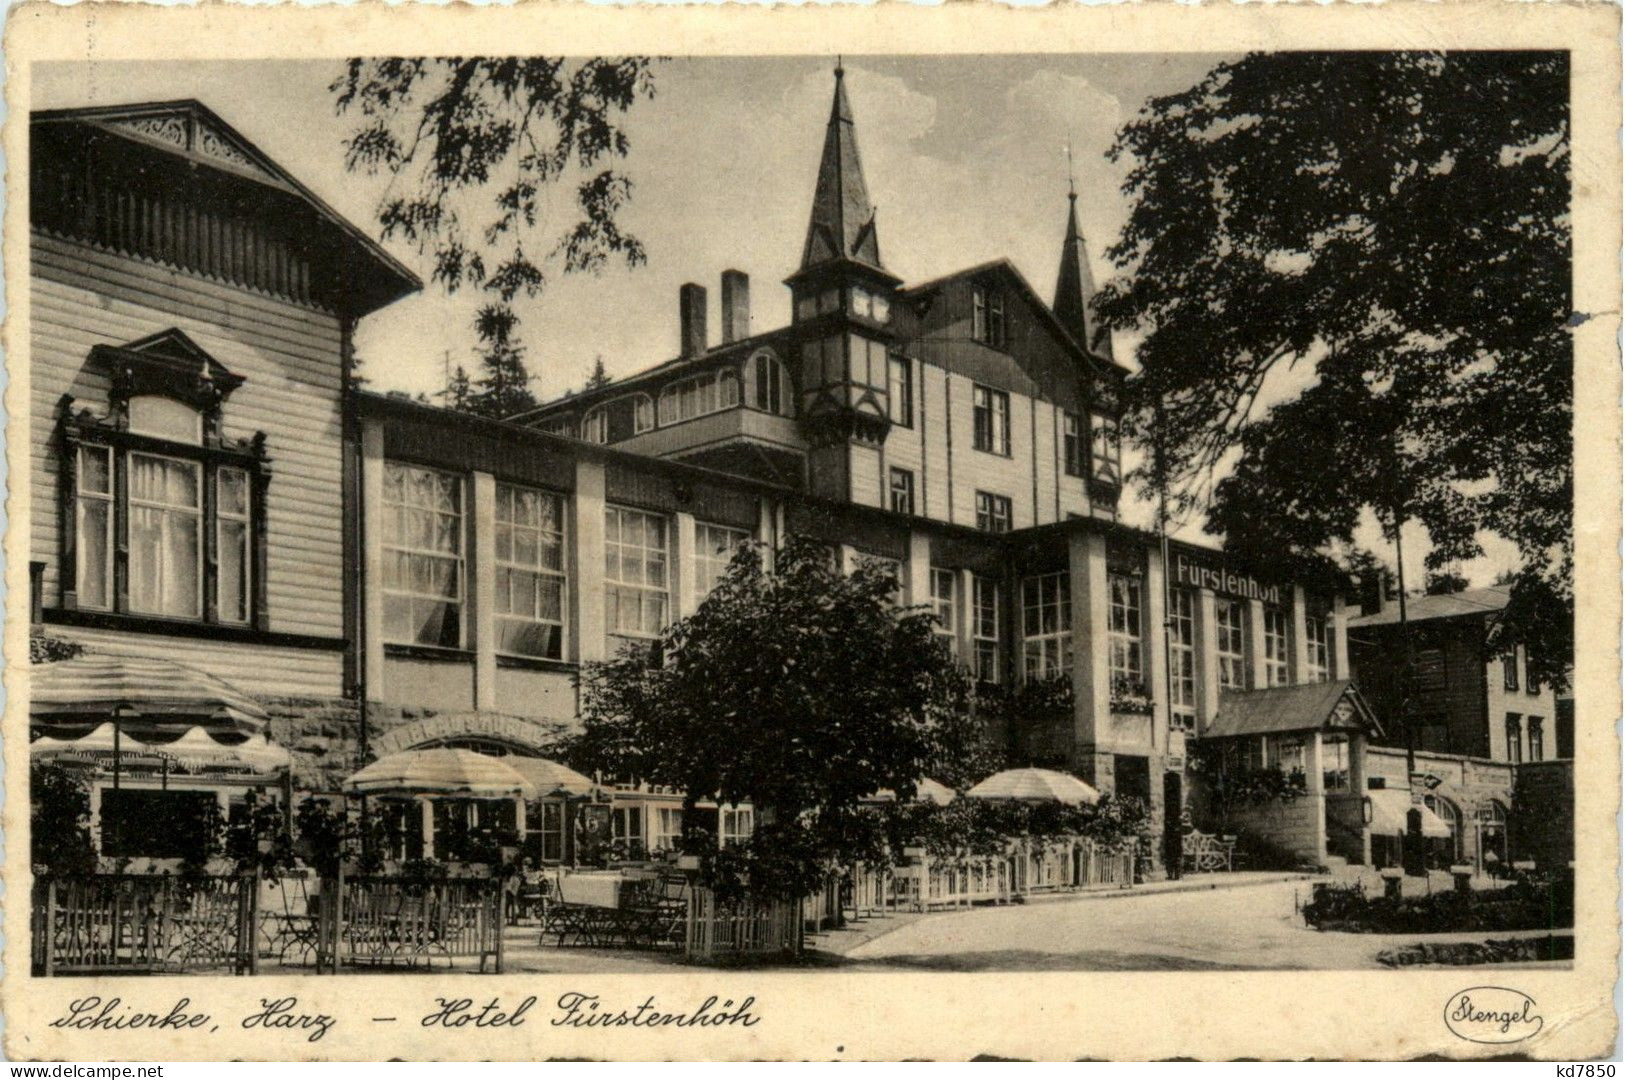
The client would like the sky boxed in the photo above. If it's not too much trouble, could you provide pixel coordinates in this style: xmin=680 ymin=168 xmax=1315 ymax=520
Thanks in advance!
xmin=32 ymin=55 xmax=1519 ymax=584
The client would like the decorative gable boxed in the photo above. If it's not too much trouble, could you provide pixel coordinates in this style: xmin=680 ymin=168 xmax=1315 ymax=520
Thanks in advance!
xmin=100 ymin=106 xmax=289 ymax=191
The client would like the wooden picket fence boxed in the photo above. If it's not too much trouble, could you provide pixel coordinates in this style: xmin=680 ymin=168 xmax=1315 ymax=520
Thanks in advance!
xmin=32 ymin=874 xmax=257 ymax=976
xmin=683 ymin=885 xmax=803 ymax=959
xmin=314 ymin=871 xmax=504 ymax=973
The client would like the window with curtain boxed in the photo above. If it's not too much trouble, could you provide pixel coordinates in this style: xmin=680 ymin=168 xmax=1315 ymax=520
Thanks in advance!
xmin=605 ymin=505 xmax=669 ymax=642
xmin=216 ymin=466 xmax=251 ymax=625
xmin=494 ymin=482 xmax=567 ymax=659
xmin=582 ymin=394 xmax=654 ymax=444
xmin=1263 ymin=606 xmax=1290 ymax=687
xmin=1528 ymin=717 xmax=1544 ymax=761
xmin=1108 ymin=573 xmax=1143 ymax=688
xmin=720 ymin=806 xmax=754 ymax=848
xmin=653 ymin=807 xmax=684 ymax=853
xmin=658 ymin=369 xmax=740 ymax=426
xmin=1215 ymin=599 xmax=1248 ymax=690
xmin=973 ymin=575 xmax=1002 ymax=684
xmin=128 ymin=453 xmax=204 ymax=618
xmin=695 ymin=521 xmax=750 ymax=599
xmin=1502 ymin=651 xmax=1519 ymax=690
xmin=1505 ymin=713 xmax=1523 ymax=763
xmin=976 ymin=491 xmax=1012 ymax=534
xmin=382 ymin=463 xmax=464 ymax=648
xmin=1022 ymin=572 xmax=1072 ymax=680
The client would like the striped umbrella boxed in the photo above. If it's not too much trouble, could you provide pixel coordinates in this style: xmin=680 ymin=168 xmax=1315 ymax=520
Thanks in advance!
xmin=504 ymin=755 xmax=597 ymax=796
xmin=864 ymin=777 xmax=958 ymax=806
xmin=345 ymin=747 xmax=537 ymax=798
xmin=30 ymin=654 xmax=270 ymax=735
xmin=966 ymin=767 xmax=1100 ymax=806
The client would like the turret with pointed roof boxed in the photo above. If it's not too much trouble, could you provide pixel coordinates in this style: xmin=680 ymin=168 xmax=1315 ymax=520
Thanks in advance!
xmin=1052 ymin=191 xmax=1113 ymax=362
xmin=792 ymin=63 xmax=895 ymax=285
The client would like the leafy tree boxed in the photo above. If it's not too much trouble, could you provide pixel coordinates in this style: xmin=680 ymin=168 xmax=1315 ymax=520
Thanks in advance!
xmin=332 ymin=58 xmax=657 ymax=376
xmin=1425 ymin=569 xmax=1470 ymax=596
xmin=570 ymin=536 xmax=985 ymax=900
xmin=30 ymin=761 xmax=96 ymax=875
xmin=1095 ymin=52 xmax=1571 ymax=689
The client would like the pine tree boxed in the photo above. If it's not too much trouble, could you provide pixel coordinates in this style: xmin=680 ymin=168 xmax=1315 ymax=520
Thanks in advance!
xmin=439 ymin=364 xmax=473 ymax=412
xmin=463 ymin=305 xmax=537 ymax=419
xmin=585 ymin=355 xmax=612 ymax=392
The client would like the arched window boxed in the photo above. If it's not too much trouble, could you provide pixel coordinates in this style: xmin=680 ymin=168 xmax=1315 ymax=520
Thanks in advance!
xmin=657 ymin=369 xmax=741 ymax=426
xmin=581 ymin=394 xmax=654 ymax=445
xmin=747 ymin=349 xmax=793 ymax=417
xmin=1423 ymin=794 xmax=1462 ymax=864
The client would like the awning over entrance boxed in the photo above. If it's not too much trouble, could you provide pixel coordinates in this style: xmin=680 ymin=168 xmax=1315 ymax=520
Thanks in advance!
xmin=31 ymin=654 xmax=271 ymax=736
xmin=504 ymin=756 xmax=596 ymax=797
xmin=1368 ymin=788 xmax=1452 ymax=838
xmin=1206 ymin=680 xmax=1384 ymax=741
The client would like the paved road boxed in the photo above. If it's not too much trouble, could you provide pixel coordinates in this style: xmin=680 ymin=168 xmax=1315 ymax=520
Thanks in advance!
xmin=840 ymin=881 xmax=1555 ymax=972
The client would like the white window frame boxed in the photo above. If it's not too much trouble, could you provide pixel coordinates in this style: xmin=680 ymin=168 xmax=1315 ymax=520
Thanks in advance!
xmin=889 ymin=467 xmax=915 ymax=516
xmin=653 ymin=807 xmax=684 ymax=853
xmin=127 ymin=450 xmax=204 ymax=619
xmin=931 ymin=568 xmax=958 ymax=655
xmin=1263 ymin=605 xmax=1290 ymax=687
xmin=695 ymin=521 xmax=750 ymax=600
xmin=1215 ymin=598 xmax=1248 ymax=691
xmin=1090 ymin=412 xmax=1121 ymax=485
xmin=604 ymin=505 xmax=670 ymax=642
xmin=750 ymin=350 xmax=793 ymax=417
xmin=381 ymin=462 xmax=466 ymax=648
xmin=972 ymin=385 xmax=1011 ymax=456
xmin=720 ymin=805 xmax=754 ymax=849
xmin=973 ymin=575 xmax=1002 ymax=684
xmin=658 ymin=369 xmax=740 ymax=426
xmin=888 ymin=354 xmax=912 ymax=427
xmin=215 ymin=465 xmax=252 ymax=625
xmin=494 ymin=481 xmax=568 ymax=660
xmin=1168 ymin=588 xmax=1198 ymax=730
xmin=75 ymin=444 xmax=114 ymax=611
xmin=1022 ymin=572 xmax=1072 ymax=681
xmin=1306 ymin=612 xmax=1331 ymax=682
xmin=1108 ymin=572 xmax=1144 ymax=688
xmin=975 ymin=490 xmax=1012 ymax=534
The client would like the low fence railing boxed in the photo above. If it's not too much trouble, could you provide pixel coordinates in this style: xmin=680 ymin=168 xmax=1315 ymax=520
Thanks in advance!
xmin=684 ymin=886 xmax=803 ymax=960
xmin=315 ymin=872 xmax=504 ymax=973
xmin=32 ymin=874 xmax=257 ymax=976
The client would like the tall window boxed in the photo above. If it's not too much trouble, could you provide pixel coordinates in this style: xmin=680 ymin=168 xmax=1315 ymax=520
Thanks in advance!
xmin=658 ymin=370 xmax=740 ymax=426
xmin=382 ymin=463 xmax=464 ymax=648
xmin=1107 ymin=573 xmax=1143 ymax=688
xmin=695 ymin=522 xmax=750 ymax=599
xmin=611 ymin=805 xmax=645 ymax=858
xmin=66 ymin=388 xmax=264 ymax=627
xmin=1263 ymin=606 xmax=1290 ymax=687
xmin=1528 ymin=717 xmax=1544 ymax=761
xmin=494 ymin=482 xmax=566 ymax=659
xmin=1168 ymin=588 xmax=1198 ymax=731
xmin=605 ymin=506 xmax=669 ymax=642
xmin=972 ymin=284 xmax=1006 ymax=347
xmin=1306 ymin=613 xmax=1331 ymax=682
xmin=751 ymin=351 xmax=793 ymax=417
xmin=1415 ymin=647 xmax=1447 ymax=692
xmin=975 ymin=491 xmax=1012 ymax=534
xmin=972 ymin=385 xmax=1011 ymax=456
xmin=1090 ymin=412 xmax=1121 ymax=485
xmin=75 ymin=445 xmax=113 ymax=611
xmin=1502 ymin=650 xmax=1520 ymax=690
xmin=128 ymin=453 xmax=202 ymax=618
xmin=1062 ymin=411 xmax=1084 ymax=477
xmin=889 ymin=468 xmax=916 ymax=516
xmin=1525 ymin=651 xmax=1540 ymax=695
xmin=931 ymin=568 xmax=957 ymax=655
xmin=720 ymin=806 xmax=754 ymax=849
xmin=1022 ymin=572 xmax=1072 ymax=680
xmin=1215 ymin=599 xmax=1248 ymax=691
xmin=652 ymin=807 xmax=684 ymax=853
xmin=973 ymin=575 xmax=1002 ymax=684
xmin=888 ymin=355 xmax=913 ymax=427
xmin=1505 ymin=713 xmax=1522 ymax=763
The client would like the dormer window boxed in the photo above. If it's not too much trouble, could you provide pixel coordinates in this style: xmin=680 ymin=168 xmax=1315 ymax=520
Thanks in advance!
xmin=972 ymin=284 xmax=1006 ymax=348
xmin=54 ymin=329 xmax=268 ymax=630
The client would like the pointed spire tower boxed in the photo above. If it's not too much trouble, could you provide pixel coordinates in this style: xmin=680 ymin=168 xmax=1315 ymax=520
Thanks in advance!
xmin=798 ymin=61 xmax=886 ymax=274
xmin=1052 ymin=182 xmax=1114 ymax=363
xmin=789 ymin=62 xmax=903 ymax=503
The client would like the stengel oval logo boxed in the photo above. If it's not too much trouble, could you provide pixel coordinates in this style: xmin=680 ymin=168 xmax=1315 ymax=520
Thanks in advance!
xmin=1443 ymin=987 xmax=1544 ymax=1044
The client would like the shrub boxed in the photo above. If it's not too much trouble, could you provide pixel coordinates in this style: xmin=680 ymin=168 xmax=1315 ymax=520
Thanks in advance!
xmin=1304 ymin=873 xmax=1574 ymax=934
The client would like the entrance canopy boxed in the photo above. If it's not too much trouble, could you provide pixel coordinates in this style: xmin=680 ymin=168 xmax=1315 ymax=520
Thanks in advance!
xmin=1206 ymin=680 xmax=1383 ymax=741
xmin=345 ymin=747 xmax=536 ymax=799
xmin=31 ymin=654 xmax=271 ymax=736
xmin=1368 ymin=788 xmax=1452 ymax=839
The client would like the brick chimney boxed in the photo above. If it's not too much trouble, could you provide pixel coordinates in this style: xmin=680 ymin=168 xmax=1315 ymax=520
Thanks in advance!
xmin=679 ymin=283 xmax=708 ymax=358
xmin=720 ymin=270 xmax=750 ymax=344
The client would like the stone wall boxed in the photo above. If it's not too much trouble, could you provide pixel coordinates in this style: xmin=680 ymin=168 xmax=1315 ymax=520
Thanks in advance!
xmin=260 ymin=696 xmax=362 ymax=795
xmin=1225 ymin=794 xmax=1326 ymax=867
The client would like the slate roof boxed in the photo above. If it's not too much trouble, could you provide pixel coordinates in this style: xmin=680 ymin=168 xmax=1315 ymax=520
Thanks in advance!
xmin=1205 ymin=679 xmax=1383 ymax=739
xmin=1347 ymin=585 xmax=1510 ymax=628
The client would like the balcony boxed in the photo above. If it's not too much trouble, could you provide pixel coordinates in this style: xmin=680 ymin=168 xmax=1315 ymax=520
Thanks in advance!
xmin=617 ymin=405 xmax=804 ymax=461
